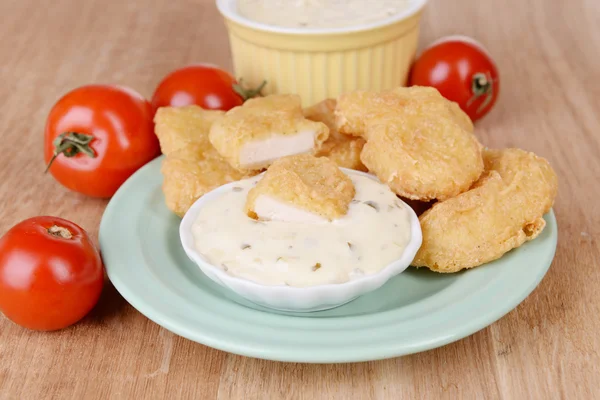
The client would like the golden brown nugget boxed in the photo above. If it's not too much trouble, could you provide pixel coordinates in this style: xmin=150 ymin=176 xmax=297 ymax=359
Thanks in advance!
xmin=304 ymin=99 xmax=367 ymax=171
xmin=209 ymin=94 xmax=329 ymax=172
xmin=161 ymin=143 xmax=253 ymax=217
xmin=319 ymin=138 xmax=367 ymax=172
xmin=303 ymin=99 xmax=339 ymax=137
xmin=335 ymin=86 xmax=482 ymax=201
xmin=412 ymin=148 xmax=558 ymax=273
xmin=154 ymin=105 xmax=224 ymax=155
xmin=335 ymin=86 xmax=474 ymax=138
xmin=245 ymin=154 xmax=355 ymax=222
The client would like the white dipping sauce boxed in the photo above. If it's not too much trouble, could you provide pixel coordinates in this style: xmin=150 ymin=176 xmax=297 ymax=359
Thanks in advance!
xmin=237 ymin=0 xmax=413 ymax=29
xmin=191 ymin=172 xmax=412 ymax=287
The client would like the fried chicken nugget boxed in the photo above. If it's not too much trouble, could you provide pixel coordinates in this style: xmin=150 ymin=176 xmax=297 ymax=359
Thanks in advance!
xmin=161 ymin=143 xmax=252 ymax=217
xmin=304 ymin=99 xmax=367 ymax=172
xmin=245 ymin=154 xmax=355 ymax=222
xmin=335 ymin=86 xmax=483 ymax=201
xmin=412 ymin=148 xmax=558 ymax=272
xmin=154 ymin=105 xmax=224 ymax=155
xmin=209 ymin=94 xmax=329 ymax=172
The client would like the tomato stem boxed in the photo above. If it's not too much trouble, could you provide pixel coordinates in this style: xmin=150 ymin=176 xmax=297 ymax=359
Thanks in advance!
xmin=233 ymin=79 xmax=268 ymax=101
xmin=467 ymin=72 xmax=495 ymax=115
xmin=47 ymin=225 xmax=73 ymax=239
xmin=45 ymin=132 xmax=96 ymax=173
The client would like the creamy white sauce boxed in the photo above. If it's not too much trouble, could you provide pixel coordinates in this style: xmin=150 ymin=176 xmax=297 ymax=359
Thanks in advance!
xmin=191 ymin=172 xmax=412 ymax=287
xmin=237 ymin=0 xmax=412 ymax=29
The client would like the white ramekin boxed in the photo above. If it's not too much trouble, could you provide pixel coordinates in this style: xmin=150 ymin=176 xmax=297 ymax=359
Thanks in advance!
xmin=179 ymin=169 xmax=422 ymax=312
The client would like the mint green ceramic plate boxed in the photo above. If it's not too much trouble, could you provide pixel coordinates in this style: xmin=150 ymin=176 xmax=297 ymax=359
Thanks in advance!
xmin=100 ymin=157 xmax=558 ymax=363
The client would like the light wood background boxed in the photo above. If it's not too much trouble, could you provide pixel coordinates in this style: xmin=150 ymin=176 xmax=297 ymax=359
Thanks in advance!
xmin=0 ymin=0 xmax=598 ymax=398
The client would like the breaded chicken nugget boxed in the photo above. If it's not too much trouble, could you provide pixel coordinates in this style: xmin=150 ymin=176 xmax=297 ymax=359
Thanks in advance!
xmin=154 ymin=105 xmax=224 ymax=155
xmin=335 ymin=87 xmax=474 ymax=138
xmin=303 ymin=99 xmax=339 ymax=138
xmin=412 ymin=148 xmax=558 ymax=272
xmin=161 ymin=143 xmax=252 ymax=217
xmin=245 ymin=154 xmax=355 ymax=222
xmin=304 ymin=99 xmax=367 ymax=172
xmin=319 ymin=138 xmax=367 ymax=172
xmin=209 ymin=94 xmax=329 ymax=172
xmin=335 ymin=86 xmax=482 ymax=201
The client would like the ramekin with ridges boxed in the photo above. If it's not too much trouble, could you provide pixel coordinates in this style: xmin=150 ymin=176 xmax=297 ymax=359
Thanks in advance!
xmin=216 ymin=0 xmax=429 ymax=106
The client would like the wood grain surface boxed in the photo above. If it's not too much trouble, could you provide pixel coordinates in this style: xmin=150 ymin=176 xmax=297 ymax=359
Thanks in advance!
xmin=0 ymin=0 xmax=598 ymax=398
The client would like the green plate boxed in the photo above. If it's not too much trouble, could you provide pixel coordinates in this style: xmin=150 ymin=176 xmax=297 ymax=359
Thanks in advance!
xmin=100 ymin=157 xmax=558 ymax=363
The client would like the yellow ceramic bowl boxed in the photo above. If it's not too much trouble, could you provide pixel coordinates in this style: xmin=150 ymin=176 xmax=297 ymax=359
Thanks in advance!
xmin=217 ymin=0 xmax=428 ymax=106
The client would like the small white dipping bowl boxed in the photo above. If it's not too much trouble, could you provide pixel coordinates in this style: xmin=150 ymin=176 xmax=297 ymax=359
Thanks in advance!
xmin=179 ymin=169 xmax=422 ymax=312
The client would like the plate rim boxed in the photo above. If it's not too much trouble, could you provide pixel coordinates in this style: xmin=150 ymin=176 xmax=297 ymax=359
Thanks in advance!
xmin=100 ymin=156 xmax=558 ymax=363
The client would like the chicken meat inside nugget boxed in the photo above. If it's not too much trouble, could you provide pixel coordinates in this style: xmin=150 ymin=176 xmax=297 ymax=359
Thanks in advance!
xmin=304 ymin=99 xmax=367 ymax=172
xmin=335 ymin=86 xmax=483 ymax=201
xmin=154 ymin=105 xmax=224 ymax=155
xmin=162 ymin=143 xmax=253 ymax=217
xmin=245 ymin=154 xmax=355 ymax=223
xmin=412 ymin=148 xmax=558 ymax=273
xmin=209 ymin=94 xmax=329 ymax=171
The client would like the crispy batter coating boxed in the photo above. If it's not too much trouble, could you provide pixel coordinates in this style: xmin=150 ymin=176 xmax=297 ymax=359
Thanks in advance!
xmin=335 ymin=86 xmax=483 ymax=200
xmin=209 ymin=94 xmax=329 ymax=171
xmin=161 ymin=144 xmax=253 ymax=217
xmin=154 ymin=105 xmax=224 ymax=155
xmin=304 ymin=99 xmax=367 ymax=171
xmin=245 ymin=154 xmax=355 ymax=221
xmin=319 ymin=137 xmax=367 ymax=172
xmin=412 ymin=148 xmax=558 ymax=273
xmin=303 ymin=99 xmax=340 ymax=138
xmin=335 ymin=87 xmax=474 ymax=138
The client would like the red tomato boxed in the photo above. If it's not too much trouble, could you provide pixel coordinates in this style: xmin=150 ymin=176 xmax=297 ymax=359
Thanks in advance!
xmin=44 ymin=85 xmax=160 ymax=198
xmin=409 ymin=36 xmax=499 ymax=122
xmin=151 ymin=64 xmax=245 ymax=113
xmin=0 ymin=216 xmax=104 ymax=331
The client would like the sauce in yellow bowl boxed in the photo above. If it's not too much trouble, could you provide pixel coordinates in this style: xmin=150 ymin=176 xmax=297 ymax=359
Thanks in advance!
xmin=216 ymin=0 xmax=429 ymax=106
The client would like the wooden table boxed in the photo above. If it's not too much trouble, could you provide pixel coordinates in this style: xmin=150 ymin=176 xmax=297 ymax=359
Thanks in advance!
xmin=0 ymin=0 xmax=598 ymax=398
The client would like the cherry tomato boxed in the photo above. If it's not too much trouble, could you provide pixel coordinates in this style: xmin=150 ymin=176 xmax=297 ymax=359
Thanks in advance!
xmin=409 ymin=35 xmax=499 ymax=121
xmin=0 ymin=216 xmax=104 ymax=331
xmin=44 ymin=85 xmax=160 ymax=198
xmin=151 ymin=64 xmax=245 ymax=113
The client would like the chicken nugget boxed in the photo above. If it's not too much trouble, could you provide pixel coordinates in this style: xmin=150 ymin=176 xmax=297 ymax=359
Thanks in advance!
xmin=412 ymin=148 xmax=558 ymax=273
xmin=304 ymin=99 xmax=367 ymax=171
xmin=154 ymin=105 xmax=224 ymax=155
xmin=245 ymin=154 xmax=355 ymax=222
xmin=209 ymin=94 xmax=329 ymax=172
xmin=161 ymin=143 xmax=252 ymax=217
xmin=335 ymin=86 xmax=474 ymax=138
xmin=303 ymin=98 xmax=339 ymax=137
xmin=319 ymin=137 xmax=367 ymax=172
xmin=335 ymin=86 xmax=482 ymax=201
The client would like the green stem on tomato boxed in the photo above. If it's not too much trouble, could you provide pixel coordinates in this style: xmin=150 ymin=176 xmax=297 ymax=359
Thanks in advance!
xmin=45 ymin=132 xmax=96 ymax=173
xmin=466 ymin=72 xmax=495 ymax=114
xmin=233 ymin=79 xmax=268 ymax=101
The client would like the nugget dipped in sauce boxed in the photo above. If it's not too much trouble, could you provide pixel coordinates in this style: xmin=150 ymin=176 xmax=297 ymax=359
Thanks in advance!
xmin=245 ymin=154 xmax=355 ymax=223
